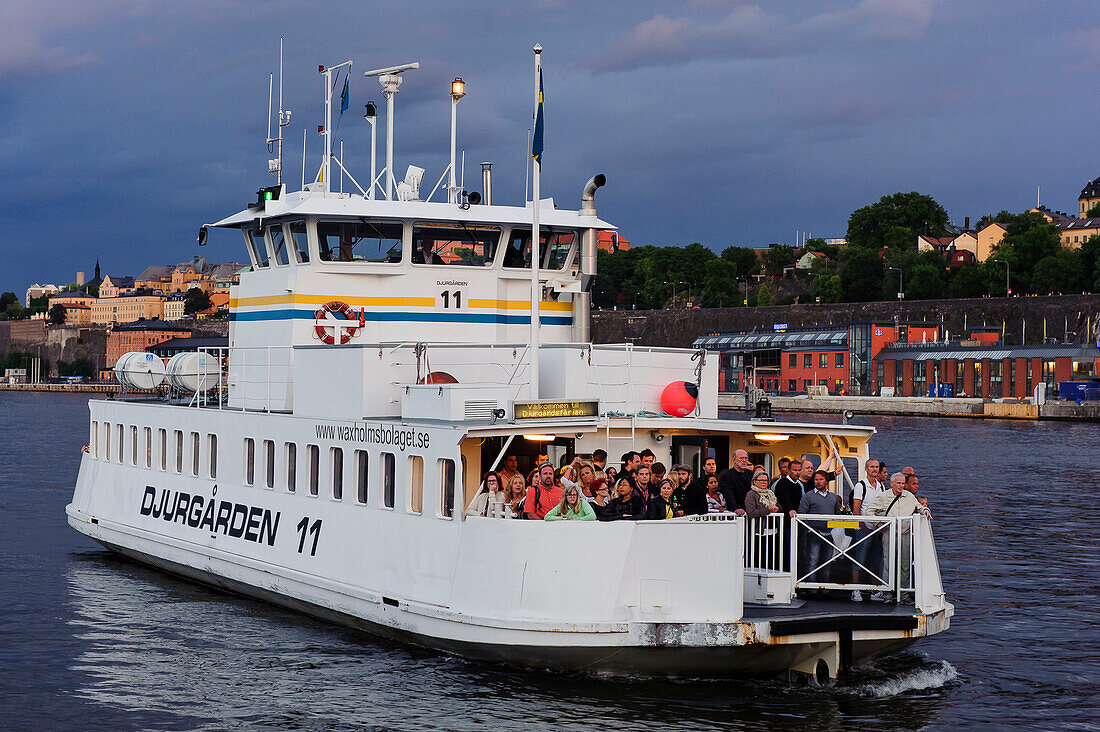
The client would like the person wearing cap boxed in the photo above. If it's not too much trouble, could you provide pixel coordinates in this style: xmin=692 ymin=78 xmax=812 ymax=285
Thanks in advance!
xmin=524 ymin=462 xmax=563 ymax=520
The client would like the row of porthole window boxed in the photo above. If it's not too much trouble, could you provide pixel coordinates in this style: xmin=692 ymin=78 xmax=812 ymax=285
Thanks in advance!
xmin=241 ymin=439 xmax=458 ymax=519
xmin=90 ymin=421 xmax=218 ymax=478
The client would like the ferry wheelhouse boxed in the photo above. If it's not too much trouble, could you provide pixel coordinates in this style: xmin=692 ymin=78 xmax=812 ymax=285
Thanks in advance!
xmin=67 ymin=54 xmax=951 ymax=681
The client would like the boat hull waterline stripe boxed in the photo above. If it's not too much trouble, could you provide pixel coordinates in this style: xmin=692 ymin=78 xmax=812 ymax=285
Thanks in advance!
xmin=230 ymin=309 xmax=573 ymax=325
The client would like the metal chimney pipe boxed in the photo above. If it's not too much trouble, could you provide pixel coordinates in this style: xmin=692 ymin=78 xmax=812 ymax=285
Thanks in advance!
xmin=480 ymin=162 xmax=492 ymax=205
xmin=574 ymin=174 xmax=606 ymax=343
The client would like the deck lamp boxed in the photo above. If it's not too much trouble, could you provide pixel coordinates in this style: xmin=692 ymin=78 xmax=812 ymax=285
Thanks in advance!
xmin=449 ymin=78 xmax=466 ymax=204
xmin=523 ymin=434 xmax=555 ymax=442
xmin=753 ymin=433 xmax=790 ymax=444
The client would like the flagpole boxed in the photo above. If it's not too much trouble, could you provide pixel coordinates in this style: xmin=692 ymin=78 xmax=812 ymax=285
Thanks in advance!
xmin=530 ymin=43 xmax=543 ymax=400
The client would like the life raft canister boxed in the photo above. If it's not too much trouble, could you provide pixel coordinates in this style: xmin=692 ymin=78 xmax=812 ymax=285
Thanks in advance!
xmin=313 ymin=301 xmax=362 ymax=345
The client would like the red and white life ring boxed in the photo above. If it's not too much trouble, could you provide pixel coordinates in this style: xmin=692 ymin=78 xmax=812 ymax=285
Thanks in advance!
xmin=313 ymin=301 xmax=362 ymax=345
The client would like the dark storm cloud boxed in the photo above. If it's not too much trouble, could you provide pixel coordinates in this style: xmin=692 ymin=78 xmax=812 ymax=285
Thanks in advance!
xmin=0 ymin=1 xmax=1098 ymax=295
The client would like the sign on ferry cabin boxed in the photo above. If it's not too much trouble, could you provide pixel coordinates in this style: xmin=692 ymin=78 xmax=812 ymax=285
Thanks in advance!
xmin=513 ymin=400 xmax=599 ymax=420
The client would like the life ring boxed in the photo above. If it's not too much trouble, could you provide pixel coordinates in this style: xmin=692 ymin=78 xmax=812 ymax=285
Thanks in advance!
xmin=314 ymin=301 xmax=360 ymax=345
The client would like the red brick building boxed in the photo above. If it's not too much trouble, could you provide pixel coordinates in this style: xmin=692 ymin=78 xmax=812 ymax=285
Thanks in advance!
xmin=106 ymin=319 xmax=189 ymax=367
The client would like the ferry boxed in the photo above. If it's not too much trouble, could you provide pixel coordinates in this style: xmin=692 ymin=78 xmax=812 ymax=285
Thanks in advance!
xmin=67 ymin=50 xmax=952 ymax=682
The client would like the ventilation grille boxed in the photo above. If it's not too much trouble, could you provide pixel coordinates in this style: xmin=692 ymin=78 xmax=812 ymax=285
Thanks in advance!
xmin=464 ymin=400 xmax=497 ymax=421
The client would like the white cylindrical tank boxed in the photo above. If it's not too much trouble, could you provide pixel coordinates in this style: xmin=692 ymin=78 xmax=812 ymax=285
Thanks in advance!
xmin=166 ymin=351 xmax=222 ymax=392
xmin=113 ymin=351 xmax=167 ymax=390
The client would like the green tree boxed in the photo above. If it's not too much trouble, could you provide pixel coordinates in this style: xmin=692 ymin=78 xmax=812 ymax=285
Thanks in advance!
xmin=760 ymin=245 xmax=797 ymax=276
xmin=0 ymin=292 xmax=17 ymax=312
xmin=720 ymin=245 xmax=761 ymax=279
xmin=58 ymin=358 xmax=94 ymax=378
xmin=846 ymin=192 xmax=949 ymax=251
xmin=812 ymin=274 xmax=843 ymax=303
xmin=905 ymin=264 xmax=947 ymax=300
xmin=1030 ymin=250 xmax=1082 ymax=294
xmin=701 ymin=258 xmax=736 ymax=307
xmin=1087 ymin=202 xmax=1100 ymax=218
xmin=184 ymin=288 xmax=214 ymax=315
xmin=755 ymin=283 xmax=774 ymax=306
xmin=839 ymin=247 xmax=884 ymax=301
xmin=947 ymin=263 xmax=992 ymax=298
xmin=48 ymin=304 xmax=67 ymax=325
xmin=989 ymin=211 xmax=1061 ymax=294
xmin=1078 ymin=234 xmax=1100 ymax=292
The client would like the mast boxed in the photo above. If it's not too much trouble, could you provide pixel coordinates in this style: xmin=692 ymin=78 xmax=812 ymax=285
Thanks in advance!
xmin=530 ymin=44 xmax=543 ymax=400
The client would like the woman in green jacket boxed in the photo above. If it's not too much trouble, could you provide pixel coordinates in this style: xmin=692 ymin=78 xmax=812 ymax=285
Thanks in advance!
xmin=544 ymin=485 xmax=597 ymax=521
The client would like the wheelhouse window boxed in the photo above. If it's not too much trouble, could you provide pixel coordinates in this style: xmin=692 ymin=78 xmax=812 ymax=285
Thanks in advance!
xmin=503 ymin=227 xmax=576 ymax=270
xmin=411 ymin=223 xmax=500 ymax=266
xmin=288 ymin=221 xmax=309 ymax=263
xmin=244 ymin=229 xmax=270 ymax=268
xmin=317 ymin=220 xmax=403 ymax=263
xmin=269 ymin=224 xmax=290 ymax=266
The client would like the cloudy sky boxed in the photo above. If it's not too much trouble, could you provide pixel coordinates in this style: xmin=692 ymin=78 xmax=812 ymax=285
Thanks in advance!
xmin=2 ymin=0 xmax=1098 ymax=294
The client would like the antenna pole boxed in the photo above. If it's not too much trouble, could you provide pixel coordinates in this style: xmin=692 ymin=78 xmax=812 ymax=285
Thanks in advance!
xmin=277 ymin=37 xmax=285 ymax=185
xmin=323 ymin=66 xmax=332 ymax=193
xmin=368 ymin=116 xmax=377 ymax=199
xmin=385 ymin=79 xmax=396 ymax=199
xmin=301 ymin=128 xmax=307 ymax=190
xmin=340 ymin=140 xmax=344 ymax=193
xmin=529 ymin=44 xmax=543 ymax=400
xmin=525 ymin=128 xmax=530 ymax=203
xmin=267 ymin=73 xmax=273 ymax=148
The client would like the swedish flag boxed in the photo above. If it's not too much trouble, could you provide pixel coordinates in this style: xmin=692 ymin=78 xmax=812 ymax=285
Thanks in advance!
xmin=532 ymin=68 xmax=544 ymax=165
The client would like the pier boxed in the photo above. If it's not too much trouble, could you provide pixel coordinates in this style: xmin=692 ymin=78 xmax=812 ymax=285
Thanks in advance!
xmin=719 ymin=392 xmax=1100 ymax=421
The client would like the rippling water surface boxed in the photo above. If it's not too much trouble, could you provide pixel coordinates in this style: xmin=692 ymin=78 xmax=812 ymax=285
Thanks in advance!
xmin=1 ymin=392 xmax=1098 ymax=730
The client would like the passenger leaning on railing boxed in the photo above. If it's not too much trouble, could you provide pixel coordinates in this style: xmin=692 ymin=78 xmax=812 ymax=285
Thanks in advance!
xmin=505 ymin=474 xmax=528 ymax=519
xmin=705 ymin=475 xmax=731 ymax=513
xmin=864 ymin=472 xmax=932 ymax=603
xmin=544 ymin=485 xmax=596 ymax=521
xmin=646 ymin=479 xmax=683 ymax=519
xmin=467 ymin=471 xmax=506 ymax=517
xmin=849 ymin=458 xmax=887 ymax=601
xmin=600 ymin=476 xmax=646 ymax=521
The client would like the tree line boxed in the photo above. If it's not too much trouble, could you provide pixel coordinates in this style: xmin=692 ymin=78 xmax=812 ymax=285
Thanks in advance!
xmin=593 ymin=192 xmax=1100 ymax=308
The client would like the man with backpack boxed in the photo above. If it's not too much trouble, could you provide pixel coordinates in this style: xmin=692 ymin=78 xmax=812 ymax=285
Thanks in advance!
xmin=849 ymin=458 xmax=887 ymax=601
xmin=524 ymin=462 xmax=563 ymax=520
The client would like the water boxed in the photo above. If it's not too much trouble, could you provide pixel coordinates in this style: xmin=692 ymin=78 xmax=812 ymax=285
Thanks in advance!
xmin=1 ymin=391 xmax=1098 ymax=730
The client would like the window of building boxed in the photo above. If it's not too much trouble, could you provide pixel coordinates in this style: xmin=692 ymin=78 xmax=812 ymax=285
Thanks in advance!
xmin=1074 ymin=360 xmax=1094 ymax=377
xmin=191 ymin=432 xmax=200 ymax=476
xmin=408 ymin=456 xmax=424 ymax=514
xmin=439 ymin=459 xmax=456 ymax=519
xmin=308 ymin=444 xmax=320 ymax=496
xmin=269 ymin=224 xmax=289 ymax=266
xmin=159 ymin=428 xmax=167 ymax=470
xmin=208 ymin=434 xmax=218 ymax=479
xmin=914 ymin=362 xmax=928 ymax=394
xmin=244 ymin=438 xmax=255 ymax=486
xmin=318 ymin=220 xmax=403 ymax=263
xmin=382 ymin=452 xmax=396 ymax=508
xmin=876 ymin=362 xmax=884 ymax=391
xmin=788 ymin=379 xmax=797 ymax=392
xmin=788 ymin=354 xmax=796 ymax=369
xmin=288 ymin=221 xmax=309 ymax=263
xmin=820 ymin=354 xmax=828 ymax=369
xmin=131 ymin=426 xmax=138 ymax=466
xmin=895 ymin=364 xmax=904 ymax=393
xmin=1026 ymin=360 xmax=1033 ymax=393
xmin=285 ymin=443 xmax=296 ymax=492
xmin=503 ymin=227 xmax=576 ymax=270
xmin=264 ymin=439 xmax=275 ymax=489
xmin=355 ymin=450 xmax=369 ymax=504
xmin=1009 ymin=360 xmax=1017 ymax=397
xmin=835 ymin=352 xmax=844 ymax=368
xmin=117 ymin=424 xmax=124 ymax=463
xmin=1043 ymin=361 xmax=1056 ymax=389
xmin=804 ymin=353 xmax=812 ymax=369
xmin=990 ymin=360 xmax=1002 ymax=398
xmin=412 ymin=223 xmax=500 ymax=266
xmin=973 ymin=361 xmax=983 ymax=398
xmin=803 ymin=379 xmax=812 ymax=392
xmin=332 ymin=447 xmax=344 ymax=500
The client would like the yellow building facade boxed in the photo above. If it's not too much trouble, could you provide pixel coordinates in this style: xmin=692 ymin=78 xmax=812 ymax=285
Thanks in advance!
xmin=91 ymin=294 xmax=164 ymax=325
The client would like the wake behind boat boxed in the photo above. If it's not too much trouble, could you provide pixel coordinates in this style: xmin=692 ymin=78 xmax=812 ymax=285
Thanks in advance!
xmin=66 ymin=47 xmax=951 ymax=682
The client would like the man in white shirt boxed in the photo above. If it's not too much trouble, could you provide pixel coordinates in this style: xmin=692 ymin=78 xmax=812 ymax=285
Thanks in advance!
xmin=865 ymin=472 xmax=932 ymax=603
xmin=849 ymin=458 xmax=887 ymax=601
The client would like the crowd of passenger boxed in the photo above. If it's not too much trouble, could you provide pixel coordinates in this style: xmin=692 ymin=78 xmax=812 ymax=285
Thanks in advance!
xmin=467 ymin=447 xmax=933 ymax=602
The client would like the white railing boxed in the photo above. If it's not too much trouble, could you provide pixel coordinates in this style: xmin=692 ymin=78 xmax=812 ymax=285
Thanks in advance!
xmin=741 ymin=513 xmax=944 ymax=611
xmin=196 ymin=346 xmax=294 ymax=413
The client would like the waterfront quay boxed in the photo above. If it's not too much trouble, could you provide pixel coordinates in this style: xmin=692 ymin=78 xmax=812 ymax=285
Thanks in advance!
xmin=718 ymin=393 xmax=1100 ymax=421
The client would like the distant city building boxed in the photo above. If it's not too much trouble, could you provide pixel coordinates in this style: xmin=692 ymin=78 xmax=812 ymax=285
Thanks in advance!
xmin=147 ymin=335 xmax=228 ymax=359
xmin=106 ymin=319 xmax=189 ymax=367
xmin=99 ymin=275 xmax=136 ymax=298
xmin=91 ymin=292 xmax=165 ymax=325
xmin=596 ymin=230 xmax=630 ymax=252
xmin=795 ymin=250 xmax=829 ymax=270
xmin=1029 ymin=206 xmax=1100 ymax=249
xmin=163 ymin=292 xmax=188 ymax=321
xmin=1079 ymin=176 xmax=1100 ymax=218
xmin=25 ymin=283 xmax=59 ymax=306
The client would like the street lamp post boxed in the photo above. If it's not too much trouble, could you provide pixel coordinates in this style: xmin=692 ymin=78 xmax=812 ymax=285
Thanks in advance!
xmin=888 ymin=266 xmax=904 ymax=299
xmin=993 ymin=259 xmax=1010 ymax=296
xmin=738 ymin=277 xmax=749 ymax=306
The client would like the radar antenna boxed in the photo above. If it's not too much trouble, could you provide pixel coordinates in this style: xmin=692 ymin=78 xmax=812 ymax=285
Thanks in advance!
xmin=364 ymin=62 xmax=419 ymax=200
xmin=266 ymin=38 xmax=292 ymax=184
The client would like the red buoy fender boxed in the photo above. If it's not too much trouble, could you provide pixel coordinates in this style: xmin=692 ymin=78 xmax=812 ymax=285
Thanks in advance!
xmin=661 ymin=381 xmax=698 ymax=417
